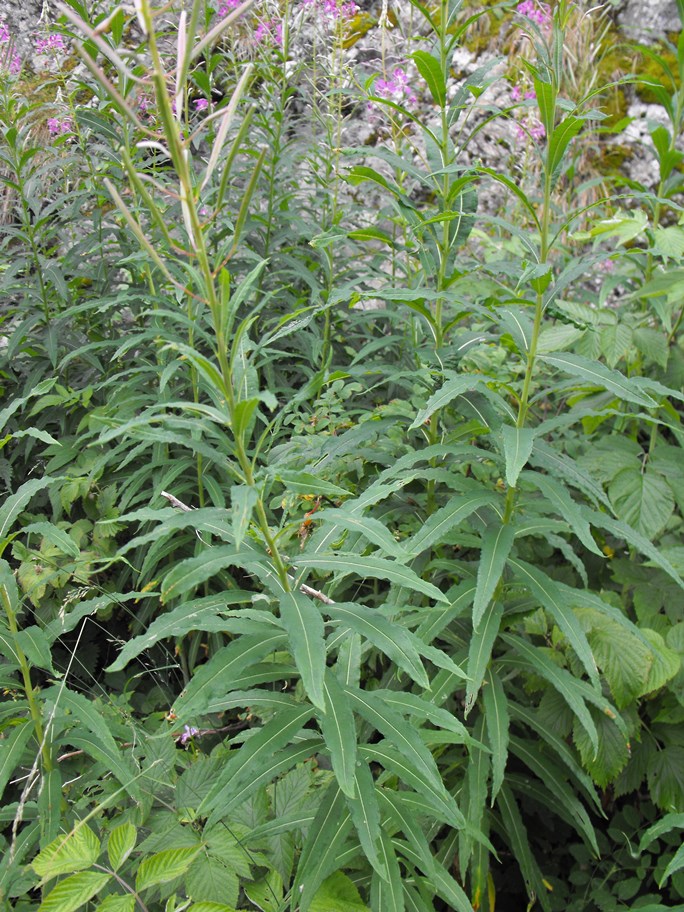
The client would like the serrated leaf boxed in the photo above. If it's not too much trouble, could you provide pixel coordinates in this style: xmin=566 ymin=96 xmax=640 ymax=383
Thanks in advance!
xmin=573 ymin=709 xmax=630 ymax=788
xmin=326 ymin=602 xmax=428 ymax=688
xmin=33 ymin=825 xmax=101 ymax=880
xmin=408 ymin=494 xmax=495 ymax=555
xmin=135 ymin=847 xmax=201 ymax=892
xmin=96 ymin=895 xmax=135 ymax=912
xmin=188 ymin=905 xmax=239 ymax=912
xmin=280 ymin=590 xmax=326 ymax=710
xmin=608 ymin=467 xmax=674 ymax=540
xmin=640 ymin=629 xmax=681 ymax=694
xmin=187 ymin=855 xmax=239 ymax=907
xmin=15 ymin=626 xmax=55 ymax=674
xmin=107 ymin=823 xmax=136 ymax=872
xmin=473 ymin=525 xmax=515 ymax=630
xmin=38 ymin=872 xmax=111 ymax=912
xmin=483 ymin=670 xmax=509 ymax=802
xmin=409 ymin=373 xmax=485 ymax=429
xmin=648 ymin=746 xmax=684 ymax=811
xmin=586 ymin=617 xmax=652 ymax=708
xmin=319 ymin=671 xmax=357 ymax=798
xmin=539 ymin=352 xmax=657 ymax=407
xmin=600 ymin=324 xmax=633 ymax=368
xmin=296 ymin=554 xmax=447 ymax=603
xmin=501 ymin=426 xmax=535 ymax=489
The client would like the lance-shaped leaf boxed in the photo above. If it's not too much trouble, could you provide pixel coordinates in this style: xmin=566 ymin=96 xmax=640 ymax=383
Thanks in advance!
xmin=161 ymin=545 xmax=268 ymax=603
xmin=372 ymin=689 xmax=473 ymax=744
xmin=198 ymin=705 xmax=315 ymax=818
xmin=409 ymin=373 xmax=485 ymax=429
xmin=408 ymin=494 xmax=496 ymax=555
xmin=412 ymin=50 xmax=447 ymax=106
xmin=508 ymin=558 xmax=600 ymax=689
xmin=501 ymin=425 xmax=535 ymax=489
xmin=280 ymin=590 xmax=326 ymax=711
xmin=172 ymin=632 xmax=287 ymax=720
xmin=473 ymin=525 xmax=515 ymax=630
xmin=0 ymin=477 xmax=56 ymax=545
xmin=500 ymin=635 xmax=598 ymax=752
xmin=538 ymin=352 xmax=658 ymax=408
xmin=370 ymin=830 xmax=403 ymax=912
xmin=230 ymin=484 xmax=258 ymax=549
xmin=295 ymin=554 xmax=448 ymax=603
xmin=465 ymin=601 xmax=503 ymax=715
xmin=326 ymin=602 xmax=428 ymax=688
xmin=314 ymin=508 xmax=409 ymax=560
xmin=346 ymin=761 xmax=387 ymax=880
xmin=318 ymin=671 xmax=357 ymax=798
xmin=497 ymin=785 xmax=551 ymax=912
xmin=520 ymin=470 xmax=603 ymax=555
xmin=294 ymin=785 xmax=354 ymax=912
xmin=0 ymin=722 xmax=34 ymax=806
xmin=483 ymin=670 xmax=509 ymax=803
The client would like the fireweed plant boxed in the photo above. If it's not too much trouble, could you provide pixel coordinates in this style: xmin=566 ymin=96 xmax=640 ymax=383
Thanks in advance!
xmin=1 ymin=0 xmax=684 ymax=910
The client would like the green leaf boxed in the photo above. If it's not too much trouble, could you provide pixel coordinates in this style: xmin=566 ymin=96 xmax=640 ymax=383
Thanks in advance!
xmin=600 ymin=324 xmax=633 ymax=368
xmin=187 ymin=905 xmax=239 ymax=912
xmin=648 ymin=746 xmax=684 ymax=811
xmin=319 ymin=670 xmax=358 ymax=798
xmin=638 ymin=812 xmax=684 ymax=852
xmin=409 ymin=372 xmax=486 ymax=430
xmin=107 ymin=823 xmax=136 ymax=872
xmin=15 ymin=626 xmax=55 ymax=674
xmin=277 ymin=471 xmax=352 ymax=497
xmin=295 ymin=555 xmax=448 ymax=603
xmin=230 ymin=485 xmax=257 ymax=549
xmin=136 ymin=847 xmax=201 ymax=892
xmin=310 ymin=872 xmax=370 ymax=912
xmin=408 ymin=494 xmax=495 ymax=555
xmin=465 ymin=601 xmax=503 ymax=714
xmin=501 ymin=426 xmax=535 ymax=489
xmin=172 ymin=632 xmax=287 ymax=721
xmin=510 ymin=559 xmax=600 ymax=689
xmin=280 ymin=590 xmax=326 ymax=711
xmin=187 ymin=855 xmax=240 ymax=907
xmin=483 ymin=670 xmax=509 ymax=802
xmin=473 ymin=525 xmax=515 ymax=630
xmin=0 ymin=477 xmax=55 ymax=544
xmin=370 ymin=830 xmax=404 ymax=912
xmin=520 ymin=471 xmax=603 ymax=556
xmin=38 ymin=872 xmax=111 ymax=912
xmin=42 ymin=687 xmax=141 ymax=802
xmin=294 ymin=785 xmax=354 ymax=912
xmin=346 ymin=761 xmax=386 ymax=879
xmin=640 ymin=628 xmax=681 ymax=694
xmin=315 ymin=508 xmax=409 ymax=560
xmin=199 ymin=706 xmax=315 ymax=821
xmin=412 ymin=50 xmax=446 ymax=106
xmin=608 ymin=467 xmax=674 ymax=540
xmin=500 ymin=635 xmax=598 ymax=751
xmin=573 ymin=709 xmax=630 ymax=788
xmin=326 ymin=602 xmax=428 ymax=688
xmin=584 ymin=614 xmax=652 ymax=708
xmin=21 ymin=522 xmax=80 ymax=558
xmin=548 ymin=115 xmax=585 ymax=187
xmin=0 ymin=721 xmax=34 ymax=804
xmin=96 ymin=896 xmax=136 ymax=912
xmin=33 ymin=825 xmax=101 ymax=880
xmin=496 ymin=785 xmax=551 ymax=912
xmin=161 ymin=545 xmax=267 ymax=603
xmin=538 ymin=352 xmax=658 ymax=407
xmin=106 ymin=592 xmax=255 ymax=671
xmin=661 ymin=843 xmax=684 ymax=886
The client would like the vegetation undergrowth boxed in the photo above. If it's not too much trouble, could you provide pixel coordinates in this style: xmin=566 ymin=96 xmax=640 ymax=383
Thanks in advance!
xmin=1 ymin=0 xmax=684 ymax=910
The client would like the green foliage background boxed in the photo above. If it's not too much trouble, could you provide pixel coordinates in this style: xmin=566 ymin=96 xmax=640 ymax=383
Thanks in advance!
xmin=1 ymin=0 xmax=684 ymax=910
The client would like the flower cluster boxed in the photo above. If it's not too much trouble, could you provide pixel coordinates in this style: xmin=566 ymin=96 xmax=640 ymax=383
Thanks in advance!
xmin=514 ymin=116 xmax=545 ymax=142
xmin=516 ymin=1 xmax=551 ymax=26
xmin=511 ymin=84 xmax=536 ymax=103
xmin=194 ymin=97 xmax=209 ymax=112
xmin=216 ymin=0 xmax=241 ymax=16
xmin=374 ymin=67 xmax=417 ymax=107
xmin=0 ymin=21 xmax=21 ymax=76
xmin=35 ymin=33 xmax=67 ymax=55
xmin=179 ymin=725 xmax=199 ymax=745
xmin=254 ymin=19 xmax=283 ymax=46
xmin=47 ymin=117 xmax=72 ymax=135
xmin=301 ymin=0 xmax=359 ymax=21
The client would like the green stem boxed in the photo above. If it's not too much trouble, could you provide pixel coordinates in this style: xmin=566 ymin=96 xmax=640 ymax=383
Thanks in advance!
xmin=1 ymin=586 xmax=53 ymax=772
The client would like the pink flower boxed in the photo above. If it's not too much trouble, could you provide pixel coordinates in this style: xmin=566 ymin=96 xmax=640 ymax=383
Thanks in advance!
xmin=138 ymin=93 xmax=153 ymax=114
xmin=511 ymin=85 xmax=522 ymax=102
xmin=217 ymin=0 xmax=241 ymax=13
xmin=35 ymin=33 xmax=67 ymax=54
xmin=194 ymin=97 xmax=209 ymax=111
xmin=0 ymin=22 xmax=9 ymax=43
xmin=301 ymin=0 xmax=358 ymax=20
xmin=524 ymin=89 xmax=536 ymax=100
xmin=254 ymin=19 xmax=282 ymax=46
xmin=47 ymin=117 xmax=72 ymax=135
xmin=516 ymin=1 xmax=551 ymax=26
xmin=374 ymin=66 xmax=417 ymax=107
xmin=180 ymin=725 xmax=199 ymax=745
xmin=8 ymin=52 xmax=21 ymax=75
xmin=514 ymin=116 xmax=545 ymax=142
